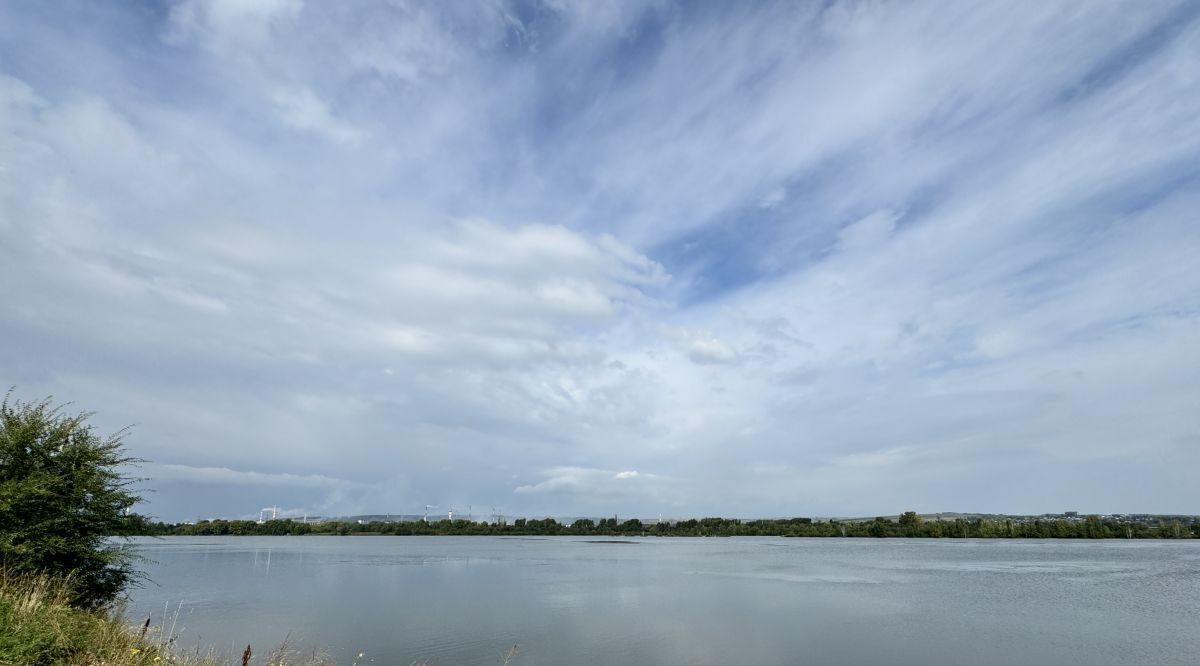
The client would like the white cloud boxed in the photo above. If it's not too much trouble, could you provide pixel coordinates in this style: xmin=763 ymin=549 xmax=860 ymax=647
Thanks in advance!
xmin=686 ymin=337 xmax=739 ymax=365
xmin=366 ymin=220 xmax=666 ymax=363
xmin=149 ymin=463 xmax=356 ymax=489
xmin=666 ymin=328 xmax=740 ymax=366
xmin=759 ymin=187 xmax=786 ymax=209
xmin=836 ymin=210 xmax=898 ymax=252
xmin=515 ymin=467 xmax=665 ymax=503
xmin=269 ymin=87 xmax=365 ymax=146
xmin=167 ymin=0 xmax=302 ymax=52
xmin=831 ymin=447 xmax=921 ymax=469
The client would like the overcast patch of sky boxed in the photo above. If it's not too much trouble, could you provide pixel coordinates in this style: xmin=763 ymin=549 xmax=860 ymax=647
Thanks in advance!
xmin=1 ymin=1 xmax=1197 ymax=521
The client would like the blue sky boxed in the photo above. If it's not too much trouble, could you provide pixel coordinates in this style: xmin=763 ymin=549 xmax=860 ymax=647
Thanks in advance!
xmin=1 ymin=1 xmax=1197 ymax=521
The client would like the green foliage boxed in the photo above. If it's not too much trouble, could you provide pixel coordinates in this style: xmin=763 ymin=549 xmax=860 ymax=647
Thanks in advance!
xmin=0 ymin=571 xmax=166 ymax=666
xmin=0 ymin=394 xmax=143 ymax=608
xmin=571 ymin=519 xmax=596 ymax=532
xmin=144 ymin=512 xmax=1198 ymax=540
xmin=0 ymin=570 xmax=328 ymax=665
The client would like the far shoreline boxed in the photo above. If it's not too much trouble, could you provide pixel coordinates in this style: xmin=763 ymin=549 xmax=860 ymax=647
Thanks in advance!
xmin=130 ymin=513 xmax=1200 ymax=540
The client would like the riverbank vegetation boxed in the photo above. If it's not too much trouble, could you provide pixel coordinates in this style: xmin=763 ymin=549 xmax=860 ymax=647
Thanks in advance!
xmin=0 ymin=569 xmax=331 ymax=666
xmin=0 ymin=570 xmax=171 ymax=666
xmin=144 ymin=511 xmax=1200 ymax=539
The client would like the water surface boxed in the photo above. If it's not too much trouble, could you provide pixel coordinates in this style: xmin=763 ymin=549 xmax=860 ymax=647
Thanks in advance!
xmin=127 ymin=537 xmax=1200 ymax=664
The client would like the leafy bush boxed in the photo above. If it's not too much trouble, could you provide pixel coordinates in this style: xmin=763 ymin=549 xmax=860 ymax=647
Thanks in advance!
xmin=0 ymin=394 xmax=143 ymax=608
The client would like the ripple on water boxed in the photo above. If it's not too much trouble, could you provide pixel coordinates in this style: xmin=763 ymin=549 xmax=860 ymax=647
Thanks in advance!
xmin=684 ymin=570 xmax=883 ymax=585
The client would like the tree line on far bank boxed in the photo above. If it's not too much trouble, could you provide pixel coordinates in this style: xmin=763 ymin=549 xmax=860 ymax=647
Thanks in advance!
xmin=142 ymin=512 xmax=1200 ymax=539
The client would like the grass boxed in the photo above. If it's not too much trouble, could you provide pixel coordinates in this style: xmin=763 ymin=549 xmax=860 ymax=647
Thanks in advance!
xmin=0 ymin=571 xmax=330 ymax=666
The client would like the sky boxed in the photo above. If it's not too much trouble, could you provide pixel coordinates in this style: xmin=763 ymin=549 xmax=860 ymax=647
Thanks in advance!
xmin=1 ymin=1 xmax=1198 ymax=522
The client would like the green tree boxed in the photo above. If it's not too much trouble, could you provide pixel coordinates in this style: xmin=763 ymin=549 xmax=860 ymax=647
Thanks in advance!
xmin=868 ymin=517 xmax=891 ymax=537
xmin=0 ymin=394 xmax=143 ymax=607
xmin=571 ymin=519 xmax=596 ymax=533
xmin=897 ymin=511 xmax=923 ymax=537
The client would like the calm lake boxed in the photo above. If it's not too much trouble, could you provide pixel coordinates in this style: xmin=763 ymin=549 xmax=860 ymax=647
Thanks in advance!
xmin=126 ymin=536 xmax=1200 ymax=665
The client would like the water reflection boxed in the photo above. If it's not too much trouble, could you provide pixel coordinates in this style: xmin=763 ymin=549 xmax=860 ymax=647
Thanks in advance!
xmin=127 ymin=537 xmax=1200 ymax=665
xmin=251 ymin=547 xmax=272 ymax=576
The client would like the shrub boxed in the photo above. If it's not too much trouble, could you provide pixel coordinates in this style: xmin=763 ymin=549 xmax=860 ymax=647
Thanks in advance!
xmin=0 ymin=393 xmax=143 ymax=608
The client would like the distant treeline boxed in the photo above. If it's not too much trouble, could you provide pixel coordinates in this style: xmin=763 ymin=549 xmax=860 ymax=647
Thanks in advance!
xmin=136 ymin=512 xmax=1199 ymax=539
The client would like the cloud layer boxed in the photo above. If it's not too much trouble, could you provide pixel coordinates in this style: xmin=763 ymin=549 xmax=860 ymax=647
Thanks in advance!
xmin=1 ymin=1 xmax=1197 ymax=520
